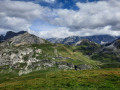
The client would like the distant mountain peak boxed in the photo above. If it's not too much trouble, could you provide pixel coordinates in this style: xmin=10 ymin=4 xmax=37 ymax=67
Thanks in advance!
xmin=47 ymin=35 xmax=117 ymax=45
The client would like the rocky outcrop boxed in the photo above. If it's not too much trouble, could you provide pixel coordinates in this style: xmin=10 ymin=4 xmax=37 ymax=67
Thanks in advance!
xmin=0 ymin=47 xmax=72 ymax=75
xmin=75 ymin=64 xmax=92 ymax=70
xmin=74 ymin=39 xmax=96 ymax=46
xmin=56 ymin=61 xmax=74 ymax=69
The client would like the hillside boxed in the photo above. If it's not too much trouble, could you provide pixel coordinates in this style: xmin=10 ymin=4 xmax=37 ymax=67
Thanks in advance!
xmin=0 ymin=43 xmax=101 ymax=75
xmin=74 ymin=38 xmax=120 ymax=68
xmin=0 ymin=68 xmax=120 ymax=89
xmin=0 ymin=31 xmax=120 ymax=90
xmin=0 ymin=31 xmax=120 ymax=76
xmin=0 ymin=31 xmax=101 ymax=75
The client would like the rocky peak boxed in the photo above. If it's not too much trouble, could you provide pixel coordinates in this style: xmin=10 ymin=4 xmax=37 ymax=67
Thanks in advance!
xmin=4 ymin=31 xmax=27 ymax=40
xmin=1 ymin=32 xmax=46 ymax=46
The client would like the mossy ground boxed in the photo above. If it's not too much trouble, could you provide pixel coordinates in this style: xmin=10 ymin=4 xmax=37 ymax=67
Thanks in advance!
xmin=0 ymin=68 xmax=120 ymax=90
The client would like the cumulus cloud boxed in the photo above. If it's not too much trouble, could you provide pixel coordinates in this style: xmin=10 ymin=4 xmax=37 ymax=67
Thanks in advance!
xmin=37 ymin=27 xmax=74 ymax=38
xmin=38 ymin=25 xmax=120 ymax=38
xmin=0 ymin=0 xmax=51 ymax=34
xmin=0 ymin=0 xmax=120 ymax=38
xmin=52 ymin=0 xmax=120 ymax=32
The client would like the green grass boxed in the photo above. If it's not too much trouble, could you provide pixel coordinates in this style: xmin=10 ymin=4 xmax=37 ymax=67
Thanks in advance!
xmin=74 ymin=43 xmax=101 ymax=55
xmin=30 ymin=44 xmax=100 ymax=67
xmin=0 ymin=68 xmax=120 ymax=90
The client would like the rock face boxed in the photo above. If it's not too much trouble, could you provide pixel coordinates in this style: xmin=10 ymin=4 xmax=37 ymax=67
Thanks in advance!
xmin=1 ymin=32 xmax=46 ymax=46
xmin=74 ymin=39 xmax=96 ymax=46
xmin=105 ymin=39 xmax=120 ymax=49
xmin=56 ymin=61 xmax=74 ymax=70
xmin=75 ymin=64 xmax=92 ymax=70
xmin=0 ymin=35 xmax=4 ymax=42
xmin=4 ymin=31 xmax=27 ymax=40
xmin=0 ymin=46 xmax=54 ymax=75
xmin=47 ymin=35 xmax=116 ymax=45
xmin=0 ymin=45 xmax=76 ymax=75
xmin=0 ymin=31 xmax=27 ymax=42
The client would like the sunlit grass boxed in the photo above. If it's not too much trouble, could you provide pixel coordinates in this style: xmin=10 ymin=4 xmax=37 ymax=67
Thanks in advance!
xmin=0 ymin=68 xmax=120 ymax=90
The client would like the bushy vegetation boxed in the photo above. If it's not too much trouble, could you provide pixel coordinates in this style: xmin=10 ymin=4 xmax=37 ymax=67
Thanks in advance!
xmin=0 ymin=68 xmax=120 ymax=90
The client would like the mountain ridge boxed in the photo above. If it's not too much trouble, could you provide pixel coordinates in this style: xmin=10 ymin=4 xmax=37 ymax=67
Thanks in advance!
xmin=0 ymin=31 xmax=27 ymax=42
xmin=47 ymin=35 xmax=117 ymax=45
xmin=0 ymin=31 xmax=120 ymax=75
xmin=1 ymin=32 xmax=46 ymax=46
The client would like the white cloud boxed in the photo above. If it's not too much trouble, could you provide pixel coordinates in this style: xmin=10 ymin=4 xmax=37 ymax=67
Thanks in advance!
xmin=35 ymin=0 xmax=56 ymax=3
xmin=0 ymin=0 xmax=51 ymax=34
xmin=50 ymin=0 xmax=120 ymax=35
xmin=37 ymin=27 xmax=74 ymax=38
xmin=44 ymin=0 xmax=55 ymax=3
xmin=36 ymin=25 xmax=120 ymax=38
xmin=0 ymin=0 xmax=120 ymax=38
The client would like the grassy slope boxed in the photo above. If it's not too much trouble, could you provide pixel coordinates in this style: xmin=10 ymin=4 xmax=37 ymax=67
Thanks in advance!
xmin=31 ymin=44 xmax=100 ymax=68
xmin=0 ymin=44 xmax=119 ymax=90
xmin=0 ymin=68 xmax=120 ymax=90
xmin=74 ymin=42 xmax=120 ymax=68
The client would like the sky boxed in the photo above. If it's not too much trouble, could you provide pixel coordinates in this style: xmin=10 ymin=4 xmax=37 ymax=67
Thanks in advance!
xmin=0 ymin=0 xmax=120 ymax=38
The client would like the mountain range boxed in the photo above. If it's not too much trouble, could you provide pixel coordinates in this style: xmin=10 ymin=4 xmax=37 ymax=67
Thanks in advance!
xmin=0 ymin=31 xmax=120 ymax=89
xmin=1 ymin=31 xmax=118 ymax=45
xmin=47 ymin=35 xmax=118 ymax=45
xmin=0 ymin=31 xmax=119 ymax=73
xmin=0 ymin=31 xmax=99 ymax=75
